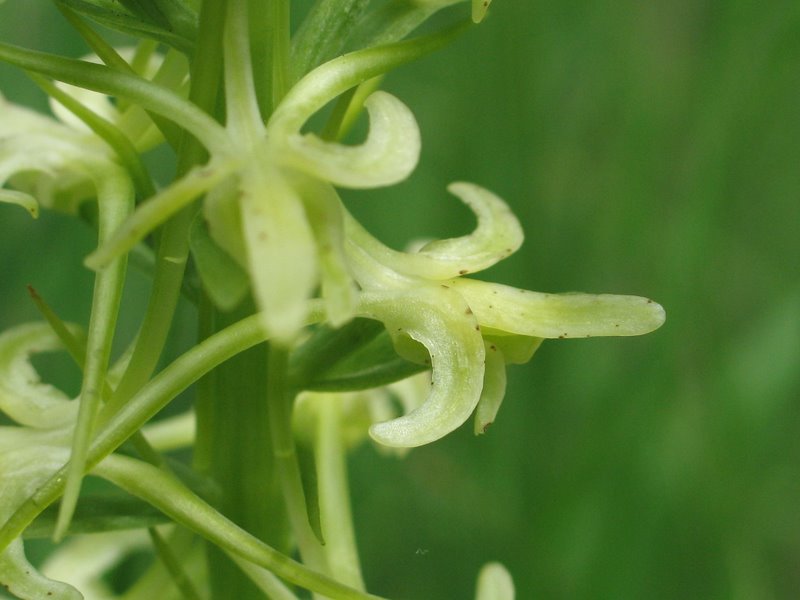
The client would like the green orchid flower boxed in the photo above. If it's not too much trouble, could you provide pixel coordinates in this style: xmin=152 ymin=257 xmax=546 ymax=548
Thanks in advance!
xmin=0 ymin=325 xmax=79 ymax=598
xmin=341 ymin=182 xmax=666 ymax=447
xmin=0 ymin=322 xmax=195 ymax=599
xmin=0 ymin=93 xmax=116 ymax=217
xmin=79 ymin=11 xmax=463 ymax=346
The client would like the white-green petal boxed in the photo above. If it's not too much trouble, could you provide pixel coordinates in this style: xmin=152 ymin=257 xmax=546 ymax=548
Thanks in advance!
xmin=295 ymin=178 xmax=357 ymax=326
xmin=281 ymin=91 xmax=420 ymax=189
xmin=0 ymin=94 xmax=111 ymax=213
xmin=0 ymin=188 xmax=39 ymax=217
xmin=475 ymin=562 xmax=515 ymax=600
xmin=345 ymin=183 xmax=523 ymax=284
xmin=416 ymin=182 xmax=523 ymax=274
xmin=473 ymin=340 xmax=507 ymax=435
xmin=450 ymin=278 xmax=667 ymax=338
xmin=0 ymin=539 xmax=82 ymax=600
xmin=472 ymin=0 xmax=493 ymax=23
xmin=360 ymin=286 xmax=485 ymax=447
xmin=240 ymin=166 xmax=318 ymax=345
xmin=0 ymin=322 xmax=79 ymax=428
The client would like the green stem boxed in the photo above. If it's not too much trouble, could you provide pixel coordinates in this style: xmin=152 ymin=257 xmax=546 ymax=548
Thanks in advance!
xmin=268 ymin=19 xmax=469 ymax=135
xmin=101 ymin=205 xmax=195 ymax=417
xmin=102 ymin=0 xmax=230 ymax=417
xmin=316 ymin=400 xmax=366 ymax=590
xmin=0 ymin=307 xmax=325 ymax=553
xmin=268 ymin=0 xmax=291 ymax=107
xmin=223 ymin=0 xmax=264 ymax=138
xmin=0 ymin=41 xmax=229 ymax=153
xmin=31 ymin=74 xmax=156 ymax=199
xmin=56 ymin=5 xmax=136 ymax=74
xmin=55 ymin=167 xmax=134 ymax=541
xmin=201 ymin=301 xmax=289 ymax=600
xmin=268 ymin=346 xmax=328 ymax=572
xmin=148 ymin=527 xmax=205 ymax=600
xmin=93 ymin=454 xmax=387 ymax=599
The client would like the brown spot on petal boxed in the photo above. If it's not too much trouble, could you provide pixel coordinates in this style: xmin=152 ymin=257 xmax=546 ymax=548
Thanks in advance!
xmin=465 ymin=307 xmax=473 ymax=315
xmin=459 ymin=269 xmax=468 ymax=275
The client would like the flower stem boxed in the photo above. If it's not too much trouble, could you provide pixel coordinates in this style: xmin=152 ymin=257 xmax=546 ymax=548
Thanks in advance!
xmin=199 ymin=301 xmax=290 ymax=600
xmin=267 ymin=346 xmax=329 ymax=573
xmin=316 ymin=400 xmax=366 ymax=590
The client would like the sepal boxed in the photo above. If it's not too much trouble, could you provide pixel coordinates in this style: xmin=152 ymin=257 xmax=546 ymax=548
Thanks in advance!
xmin=282 ymin=91 xmax=420 ymax=189
xmin=449 ymin=278 xmax=667 ymax=338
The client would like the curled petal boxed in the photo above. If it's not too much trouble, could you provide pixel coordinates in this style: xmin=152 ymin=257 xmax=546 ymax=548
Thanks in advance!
xmin=345 ymin=183 xmax=523 ymax=285
xmin=240 ymin=166 xmax=318 ymax=345
xmin=282 ymin=91 xmax=420 ymax=188
xmin=450 ymin=278 xmax=667 ymax=338
xmin=0 ymin=539 xmax=82 ymax=600
xmin=0 ymin=323 xmax=78 ymax=428
xmin=360 ymin=286 xmax=485 ymax=447
xmin=0 ymin=188 xmax=39 ymax=218
xmin=416 ymin=182 xmax=523 ymax=273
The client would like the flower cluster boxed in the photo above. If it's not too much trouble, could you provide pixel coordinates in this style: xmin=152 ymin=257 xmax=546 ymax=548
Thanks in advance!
xmin=0 ymin=0 xmax=664 ymax=597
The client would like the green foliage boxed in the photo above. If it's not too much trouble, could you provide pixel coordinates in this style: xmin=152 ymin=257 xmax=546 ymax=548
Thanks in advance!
xmin=1 ymin=1 xmax=797 ymax=599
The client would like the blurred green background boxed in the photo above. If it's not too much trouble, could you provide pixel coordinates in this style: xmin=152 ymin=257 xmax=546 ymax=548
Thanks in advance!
xmin=2 ymin=1 xmax=799 ymax=598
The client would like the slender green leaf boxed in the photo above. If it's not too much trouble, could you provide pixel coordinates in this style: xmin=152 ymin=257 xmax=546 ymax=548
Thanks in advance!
xmin=291 ymin=0 xmax=372 ymax=82
xmin=54 ymin=0 xmax=197 ymax=55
